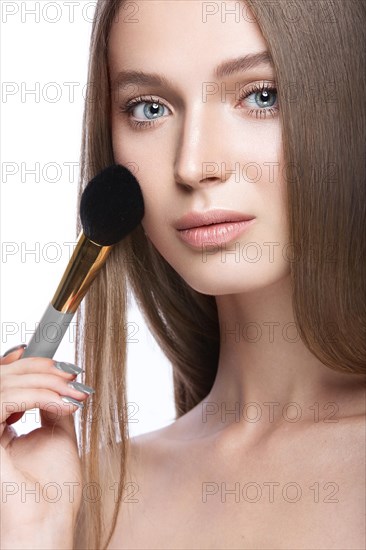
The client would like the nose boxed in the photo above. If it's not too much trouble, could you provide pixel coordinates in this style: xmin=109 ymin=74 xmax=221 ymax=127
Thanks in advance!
xmin=173 ymin=105 xmax=234 ymax=191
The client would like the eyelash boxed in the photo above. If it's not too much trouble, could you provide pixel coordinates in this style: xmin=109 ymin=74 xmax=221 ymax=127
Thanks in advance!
xmin=119 ymin=82 xmax=279 ymax=130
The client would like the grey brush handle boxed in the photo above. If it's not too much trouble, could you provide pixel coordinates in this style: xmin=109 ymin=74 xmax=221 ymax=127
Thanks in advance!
xmin=22 ymin=303 xmax=75 ymax=358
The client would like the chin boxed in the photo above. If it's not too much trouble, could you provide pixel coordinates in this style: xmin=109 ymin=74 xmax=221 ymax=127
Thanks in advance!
xmin=177 ymin=264 xmax=292 ymax=297
xmin=145 ymin=232 xmax=291 ymax=296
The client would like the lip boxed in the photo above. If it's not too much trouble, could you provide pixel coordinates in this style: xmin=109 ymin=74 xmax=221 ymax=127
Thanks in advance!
xmin=175 ymin=210 xmax=256 ymax=248
xmin=174 ymin=209 xmax=255 ymax=230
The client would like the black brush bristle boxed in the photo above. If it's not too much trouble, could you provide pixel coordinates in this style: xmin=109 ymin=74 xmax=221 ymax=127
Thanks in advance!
xmin=80 ymin=164 xmax=145 ymax=246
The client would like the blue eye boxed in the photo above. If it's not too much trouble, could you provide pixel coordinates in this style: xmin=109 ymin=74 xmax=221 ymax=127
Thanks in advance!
xmin=119 ymin=95 xmax=170 ymax=129
xmin=119 ymin=83 xmax=279 ymax=130
xmin=248 ymin=89 xmax=277 ymax=108
xmin=132 ymin=100 xmax=167 ymax=120
xmin=239 ymin=83 xmax=279 ymax=119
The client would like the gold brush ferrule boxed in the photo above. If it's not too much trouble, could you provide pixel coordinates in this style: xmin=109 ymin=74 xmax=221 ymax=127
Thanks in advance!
xmin=51 ymin=232 xmax=112 ymax=313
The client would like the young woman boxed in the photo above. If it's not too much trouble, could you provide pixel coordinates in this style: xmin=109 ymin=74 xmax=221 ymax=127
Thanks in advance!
xmin=1 ymin=1 xmax=365 ymax=549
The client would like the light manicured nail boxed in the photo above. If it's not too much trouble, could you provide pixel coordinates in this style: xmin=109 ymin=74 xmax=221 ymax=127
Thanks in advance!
xmin=61 ymin=396 xmax=84 ymax=408
xmin=68 ymin=381 xmax=95 ymax=395
xmin=54 ymin=362 xmax=83 ymax=375
xmin=2 ymin=344 xmax=27 ymax=357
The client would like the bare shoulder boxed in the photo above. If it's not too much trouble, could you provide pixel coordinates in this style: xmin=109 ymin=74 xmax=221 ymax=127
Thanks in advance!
xmin=123 ymin=421 xmax=183 ymax=473
xmin=101 ymin=423 xmax=177 ymax=494
xmin=101 ymin=423 xmax=184 ymax=549
xmin=102 ymin=398 xmax=365 ymax=550
xmin=124 ymin=401 xmax=204 ymax=466
xmin=94 ymin=429 xmax=164 ymax=548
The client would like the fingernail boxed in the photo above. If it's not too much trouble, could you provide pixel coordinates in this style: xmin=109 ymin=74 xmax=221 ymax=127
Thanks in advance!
xmin=2 ymin=344 xmax=27 ymax=358
xmin=54 ymin=362 xmax=83 ymax=375
xmin=67 ymin=381 xmax=95 ymax=395
xmin=61 ymin=396 xmax=84 ymax=409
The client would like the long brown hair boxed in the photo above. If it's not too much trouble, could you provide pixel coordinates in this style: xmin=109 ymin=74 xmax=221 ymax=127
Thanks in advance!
xmin=73 ymin=1 xmax=366 ymax=548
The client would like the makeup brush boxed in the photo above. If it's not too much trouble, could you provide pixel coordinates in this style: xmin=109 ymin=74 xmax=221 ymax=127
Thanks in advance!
xmin=21 ymin=164 xmax=144 ymax=359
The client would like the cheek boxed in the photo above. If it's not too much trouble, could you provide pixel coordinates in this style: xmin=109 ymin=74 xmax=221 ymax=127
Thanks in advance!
xmin=137 ymin=177 xmax=173 ymax=249
xmin=111 ymin=127 xmax=169 ymax=228
xmin=140 ymin=200 xmax=171 ymax=251
xmin=230 ymin=123 xmax=284 ymax=197
xmin=250 ymin=131 xmax=286 ymax=227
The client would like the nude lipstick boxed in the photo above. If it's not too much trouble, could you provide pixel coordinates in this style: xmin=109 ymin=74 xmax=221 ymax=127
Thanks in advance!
xmin=175 ymin=209 xmax=256 ymax=248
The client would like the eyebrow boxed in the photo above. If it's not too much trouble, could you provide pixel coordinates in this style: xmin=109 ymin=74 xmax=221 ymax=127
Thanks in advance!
xmin=111 ymin=51 xmax=273 ymax=91
xmin=215 ymin=51 xmax=273 ymax=78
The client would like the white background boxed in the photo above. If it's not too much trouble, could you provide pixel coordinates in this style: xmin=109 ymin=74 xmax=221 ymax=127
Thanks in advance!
xmin=1 ymin=0 xmax=176 ymax=439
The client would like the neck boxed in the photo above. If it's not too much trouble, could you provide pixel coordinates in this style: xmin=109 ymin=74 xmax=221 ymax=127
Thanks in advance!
xmin=203 ymin=275 xmax=363 ymax=436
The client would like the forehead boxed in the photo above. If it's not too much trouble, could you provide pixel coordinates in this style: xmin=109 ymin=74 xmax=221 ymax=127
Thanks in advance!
xmin=108 ymin=0 xmax=268 ymax=79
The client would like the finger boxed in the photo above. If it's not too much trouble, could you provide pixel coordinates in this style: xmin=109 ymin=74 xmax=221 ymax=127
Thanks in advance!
xmin=1 ymin=348 xmax=28 ymax=424
xmin=39 ymin=392 xmax=84 ymax=440
xmin=1 ymin=344 xmax=27 ymax=359
xmin=1 ymin=355 xmax=77 ymax=426
xmin=34 ymin=363 xmax=87 ymax=438
xmin=0 ymin=346 xmax=27 ymax=366
xmin=1 ymin=352 xmax=86 ymax=440
xmin=1 ymin=387 xmax=85 ymax=426
xmin=3 ymin=372 xmax=90 ymax=427
xmin=1 ymin=349 xmax=30 ymax=424
xmin=1 ymin=357 xmax=79 ymax=379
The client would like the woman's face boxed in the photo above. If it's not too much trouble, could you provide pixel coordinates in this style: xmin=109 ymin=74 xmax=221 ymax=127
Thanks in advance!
xmin=109 ymin=0 xmax=290 ymax=295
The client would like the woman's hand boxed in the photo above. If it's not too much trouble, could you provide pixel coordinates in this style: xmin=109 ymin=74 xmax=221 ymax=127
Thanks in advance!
xmin=0 ymin=345 xmax=93 ymax=547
